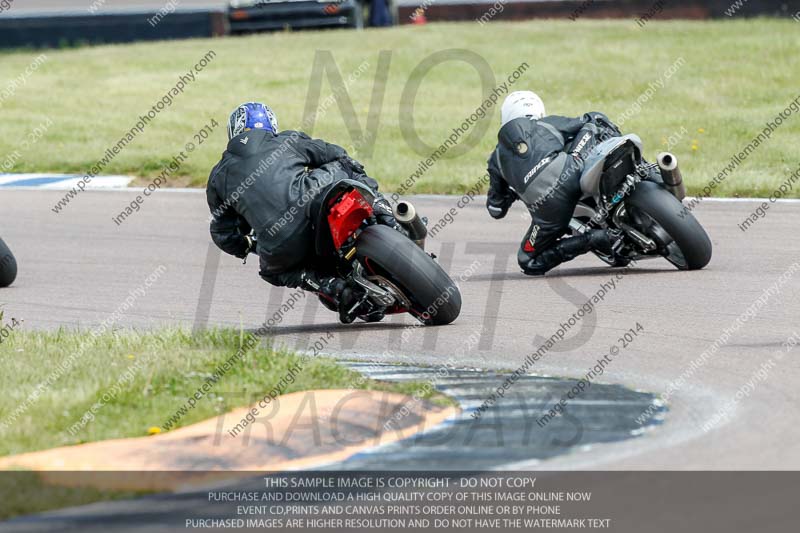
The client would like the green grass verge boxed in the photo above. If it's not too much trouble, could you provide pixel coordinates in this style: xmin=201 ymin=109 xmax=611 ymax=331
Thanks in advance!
xmin=0 ymin=472 xmax=146 ymax=522
xmin=0 ymin=328 xmax=449 ymax=458
xmin=0 ymin=327 xmax=452 ymax=519
xmin=1 ymin=19 xmax=798 ymax=197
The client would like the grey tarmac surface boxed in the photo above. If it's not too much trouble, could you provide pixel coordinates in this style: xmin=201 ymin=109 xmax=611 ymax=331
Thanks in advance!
xmin=1 ymin=189 xmax=799 ymax=470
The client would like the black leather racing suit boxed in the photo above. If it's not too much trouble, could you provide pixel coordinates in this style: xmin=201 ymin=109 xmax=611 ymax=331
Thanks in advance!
xmin=486 ymin=112 xmax=622 ymax=275
xmin=206 ymin=129 xmax=391 ymax=290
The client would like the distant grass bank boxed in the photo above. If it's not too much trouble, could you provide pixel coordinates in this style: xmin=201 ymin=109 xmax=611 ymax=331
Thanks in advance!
xmin=1 ymin=19 xmax=799 ymax=197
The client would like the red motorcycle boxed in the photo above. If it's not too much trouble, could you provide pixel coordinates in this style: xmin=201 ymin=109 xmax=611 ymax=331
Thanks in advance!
xmin=309 ymin=180 xmax=461 ymax=325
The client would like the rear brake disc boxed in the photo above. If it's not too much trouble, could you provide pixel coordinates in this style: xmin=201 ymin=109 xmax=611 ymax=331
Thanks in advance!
xmin=367 ymin=275 xmax=413 ymax=310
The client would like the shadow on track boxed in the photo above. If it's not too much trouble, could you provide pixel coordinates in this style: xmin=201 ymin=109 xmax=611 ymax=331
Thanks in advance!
xmin=247 ymin=321 xmax=409 ymax=337
xmin=465 ymin=266 xmax=674 ymax=282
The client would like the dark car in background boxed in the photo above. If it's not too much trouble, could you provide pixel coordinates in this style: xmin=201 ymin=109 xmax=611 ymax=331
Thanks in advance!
xmin=229 ymin=0 xmax=365 ymax=32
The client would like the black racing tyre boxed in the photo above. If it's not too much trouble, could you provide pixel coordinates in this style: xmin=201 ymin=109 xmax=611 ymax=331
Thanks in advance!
xmin=355 ymin=224 xmax=461 ymax=325
xmin=0 ymin=237 xmax=17 ymax=288
xmin=626 ymin=180 xmax=712 ymax=270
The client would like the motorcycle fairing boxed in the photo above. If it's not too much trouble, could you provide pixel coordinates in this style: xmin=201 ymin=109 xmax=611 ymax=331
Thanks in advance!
xmin=327 ymin=189 xmax=373 ymax=250
xmin=312 ymin=178 xmax=376 ymax=256
xmin=580 ymin=133 xmax=643 ymax=197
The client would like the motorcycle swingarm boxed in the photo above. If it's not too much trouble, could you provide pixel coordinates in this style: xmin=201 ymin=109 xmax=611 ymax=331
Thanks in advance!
xmin=612 ymin=205 xmax=658 ymax=253
xmin=348 ymin=262 xmax=399 ymax=308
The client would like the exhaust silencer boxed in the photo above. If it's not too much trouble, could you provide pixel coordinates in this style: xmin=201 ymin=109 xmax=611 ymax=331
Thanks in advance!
xmin=657 ymin=152 xmax=686 ymax=201
xmin=393 ymin=201 xmax=427 ymax=249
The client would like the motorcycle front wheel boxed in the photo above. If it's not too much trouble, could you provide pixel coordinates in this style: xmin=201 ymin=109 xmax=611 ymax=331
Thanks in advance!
xmin=355 ymin=225 xmax=461 ymax=325
xmin=0 ymin=237 xmax=17 ymax=287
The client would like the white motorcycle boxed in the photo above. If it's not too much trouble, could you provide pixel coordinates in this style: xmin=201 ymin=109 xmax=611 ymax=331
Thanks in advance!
xmin=570 ymin=134 xmax=712 ymax=270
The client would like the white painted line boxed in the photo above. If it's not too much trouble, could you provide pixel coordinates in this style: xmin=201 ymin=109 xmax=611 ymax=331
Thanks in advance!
xmin=0 ymin=174 xmax=133 ymax=189
xmin=411 ymin=194 xmax=800 ymax=204
xmin=2 ymin=182 xmax=799 ymax=205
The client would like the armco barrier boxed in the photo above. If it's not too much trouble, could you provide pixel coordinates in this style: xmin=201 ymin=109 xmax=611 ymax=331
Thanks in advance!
xmin=399 ymin=0 xmax=800 ymax=23
xmin=0 ymin=9 xmax=228 ymax=48
xmin=1 ymin=0 xmax=797 ymax=48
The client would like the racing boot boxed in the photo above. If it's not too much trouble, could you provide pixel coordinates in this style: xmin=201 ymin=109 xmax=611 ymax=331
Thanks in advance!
xmin=586 ymin=228 xmax=623 ymax=256
xmin=520 ymin=229 xmax=622 ymax=276
xmin=357 ymin=305 xmax=386 ymax=323
xmin=301 ymin=273 xmax=371 ymax=324
xmin=590 ymin=228 xmax=628 ymax=267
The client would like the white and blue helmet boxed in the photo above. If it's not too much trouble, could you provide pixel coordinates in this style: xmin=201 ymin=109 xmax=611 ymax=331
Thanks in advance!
xmin=227 ymin=102 xmax=279 ymax=140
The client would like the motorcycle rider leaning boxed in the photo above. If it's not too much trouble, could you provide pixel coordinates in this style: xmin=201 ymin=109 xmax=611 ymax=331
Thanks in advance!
xmin=486 ymin=91 xmax=625 ymax=276
xmin=206 ymin=102 xmax=398 ymax=323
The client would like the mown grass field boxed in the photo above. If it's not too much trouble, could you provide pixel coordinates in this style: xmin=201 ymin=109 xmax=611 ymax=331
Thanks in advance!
xmin=0 ymin=328 xmax=445 ymax=458
xmin=0 ymin=19 xmax=798 ymax=197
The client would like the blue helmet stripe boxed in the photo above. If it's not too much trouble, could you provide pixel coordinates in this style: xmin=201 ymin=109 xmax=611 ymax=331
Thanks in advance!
xmin=228 ymin=102 xmax=279 ymax=140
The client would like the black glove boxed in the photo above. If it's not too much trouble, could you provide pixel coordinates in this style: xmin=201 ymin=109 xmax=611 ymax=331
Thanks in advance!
xmin=568 ymin=124 xmax=599 ymax=163
xmin=339 ymin=156 xmax=366 ymax=175
xmin=584 ymin=112 xmax=622 ymax=139
xmin=487 ymin=202 xmax=510 ymax=220
xmin=372 ymin=197 xmax=403 ymax=231
xmin=486 ymin=189 xmax=516 ymax=220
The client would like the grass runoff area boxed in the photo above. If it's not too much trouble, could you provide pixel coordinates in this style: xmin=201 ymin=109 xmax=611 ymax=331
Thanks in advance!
xmin=1 ymin=19 xmax=799 ymax=198
xmin=0 ymin=328 xmax=448 ymax=519
xmin=0 ymin=471 xmax=147 ymax=522
xmin=0 ymin=328 xmax=446 ymax=459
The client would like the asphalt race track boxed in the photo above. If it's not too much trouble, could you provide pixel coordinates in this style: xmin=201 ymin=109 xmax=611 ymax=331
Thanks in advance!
xmin=1 ymin=189 xmax=799 ymax=470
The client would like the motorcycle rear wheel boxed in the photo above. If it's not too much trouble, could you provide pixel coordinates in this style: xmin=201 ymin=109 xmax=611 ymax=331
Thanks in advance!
xmin=626 ymin=181 xmax=712 ymax=270
xmin=355 ymin=225 xmax=461 ymax=325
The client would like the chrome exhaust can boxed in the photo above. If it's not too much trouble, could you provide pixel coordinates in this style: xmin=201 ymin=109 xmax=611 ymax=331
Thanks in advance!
xmin=393 ymin=201 xmax=427 ymax=249
xmin=657 ymin=152 xmax=686 ymax=201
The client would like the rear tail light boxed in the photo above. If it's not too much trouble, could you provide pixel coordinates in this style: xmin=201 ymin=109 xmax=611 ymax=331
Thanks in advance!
xmin=327 ymin=190 xmax=373 ymax=250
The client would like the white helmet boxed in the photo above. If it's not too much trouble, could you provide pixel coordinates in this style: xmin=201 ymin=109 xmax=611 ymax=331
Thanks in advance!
xmin=500 ymin=91 xmax=546 ymax=126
